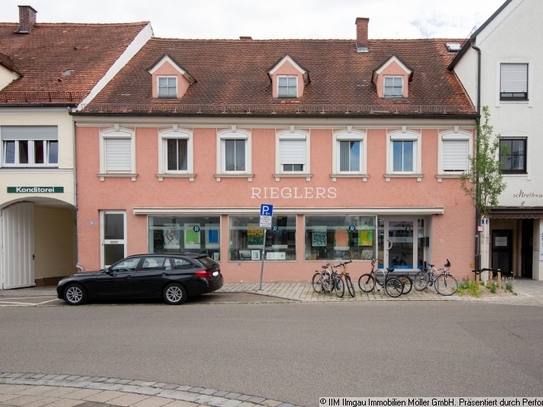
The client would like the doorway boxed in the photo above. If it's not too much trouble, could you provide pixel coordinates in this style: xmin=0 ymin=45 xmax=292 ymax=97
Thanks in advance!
xmin=491 ymin=229 xmax=513 ymax=276
xmin=378 ymin=217 xmax=425 ymax=271
xmin=101 ymin=211 xmax=126 ymax=268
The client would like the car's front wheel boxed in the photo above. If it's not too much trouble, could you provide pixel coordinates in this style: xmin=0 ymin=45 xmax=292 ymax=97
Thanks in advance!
xmin=163 ymin=283 xmax=187 ymax=305
xmin=64 ymin=283 xmax=87 ymax=305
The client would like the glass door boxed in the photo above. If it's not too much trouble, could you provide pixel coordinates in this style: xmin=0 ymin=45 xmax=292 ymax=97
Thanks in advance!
xmin=378 ymin=217 xmax=424 ymax=271
xmin=101 ymin=211 xmax=126 ymax=267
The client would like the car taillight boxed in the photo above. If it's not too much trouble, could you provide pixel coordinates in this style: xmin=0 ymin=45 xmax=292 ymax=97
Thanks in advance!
xmin=195 ymin=270 xmax=212 ymax=278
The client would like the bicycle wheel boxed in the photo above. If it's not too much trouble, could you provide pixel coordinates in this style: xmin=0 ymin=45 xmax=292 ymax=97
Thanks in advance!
xmin=345 ymin=274 xmax=355 ymax=297
xmin=435 ymin=274 xmax=458 ymax=296
xmin=335 ymin=276 xmax=345 ymax=298
xmin=385 ymin=277 xmax=404 ymax=298
xmin=311 ymin=272 xmax=324 ymax=293
xmin=358 ymin=273 xmax=376 ymax=292
xmin=321 ymin=270 xmax=332 ymax=293
xmin=413 ymin=270 xmax=429 ymax=291
xmin=399 ymin=275 xmax=413 ymax=295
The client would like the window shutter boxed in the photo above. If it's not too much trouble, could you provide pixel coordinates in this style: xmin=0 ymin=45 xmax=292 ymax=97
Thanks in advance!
xmin=280 ymin=139 xmax=306 ymax=164
xmin=105 ymin=138 xmax=131 ymax=172
xmin=501 ymin=64 xmax=527 ymax=92
xmin=443 ymin=140 xmax=468 ymax=171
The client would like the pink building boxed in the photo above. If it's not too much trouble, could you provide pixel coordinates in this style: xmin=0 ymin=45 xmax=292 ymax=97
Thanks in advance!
xmin=73 ymin=19 xmax=476 ymax=282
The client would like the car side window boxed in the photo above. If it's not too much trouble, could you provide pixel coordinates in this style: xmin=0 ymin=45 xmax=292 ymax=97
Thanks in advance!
xmin=141 ymin=257 xmax=167 ymax=270
xmin=111 ymin=257 xmax=141 ymax=272
xmin=172 ymin=258 xmax=193 ymax=269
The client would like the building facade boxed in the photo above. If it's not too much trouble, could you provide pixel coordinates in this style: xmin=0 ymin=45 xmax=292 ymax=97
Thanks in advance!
xmin=73 ymin=20 xmax=477 ymax=282
xmin=0 ymin=6 xmax=152 ymax=288
xmin=452 ymin=0 xmax=543 ymax=280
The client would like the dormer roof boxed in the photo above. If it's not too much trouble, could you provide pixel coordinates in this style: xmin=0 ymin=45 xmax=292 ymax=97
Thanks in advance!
xmin=148 ymin=54 xmax=196 ymax=84
xmin=268 ymin=55 xmax=310 ymax=85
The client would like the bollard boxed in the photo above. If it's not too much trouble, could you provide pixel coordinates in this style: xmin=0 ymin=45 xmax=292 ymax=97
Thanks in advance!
xmin=497 ymin=269 xmax=502 ymax=289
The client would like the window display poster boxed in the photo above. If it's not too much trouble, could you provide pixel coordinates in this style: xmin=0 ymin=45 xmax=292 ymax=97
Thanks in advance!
xmin=247 ymin=223 xmax=264 ymax=246
xmin=164 ymin=224 xmax=181 ymax=249
xmin=358 ymin=229 xmax=373 ymax=246
xmin=334 ymin=228 xmax=349 ymax=248
xmin=206 ymin=223 xmax=220 ymax=248
xmin=312 ymin=226 xmax=327 ymax=247
xmin=184 ymin=223 xmax=201 ymax=249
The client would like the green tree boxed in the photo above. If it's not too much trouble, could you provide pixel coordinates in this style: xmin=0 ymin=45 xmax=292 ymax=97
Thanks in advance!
xmin=461 ymin=106 xmax=506 ymax=219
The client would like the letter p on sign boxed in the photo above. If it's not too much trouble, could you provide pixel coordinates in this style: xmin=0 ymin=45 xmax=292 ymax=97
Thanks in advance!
xmin=260 ymin=204 xmax=274 ymax=217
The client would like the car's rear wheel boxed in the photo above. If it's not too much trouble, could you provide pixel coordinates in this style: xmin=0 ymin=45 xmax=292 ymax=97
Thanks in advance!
xmin=64 ymin=283 xmax=87 ymax=305
xmin=163 ymin=283 xmax=187 ymax=305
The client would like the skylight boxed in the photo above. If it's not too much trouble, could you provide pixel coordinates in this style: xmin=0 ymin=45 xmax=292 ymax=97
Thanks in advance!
xmin=446 ymin=42 xmax=462 ymax=52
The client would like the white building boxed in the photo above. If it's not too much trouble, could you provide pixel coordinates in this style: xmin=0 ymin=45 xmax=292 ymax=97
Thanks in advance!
xmin=451 ymin=0 xmax=543 ymax=280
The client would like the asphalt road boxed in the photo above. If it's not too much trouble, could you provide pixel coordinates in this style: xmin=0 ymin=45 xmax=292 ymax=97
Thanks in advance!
xmin=1 ymin=301 xmax=542 ymax=406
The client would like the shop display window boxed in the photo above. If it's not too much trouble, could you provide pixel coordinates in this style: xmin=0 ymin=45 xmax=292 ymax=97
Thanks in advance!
xmin=229 ymin=215 xmax=296 ymax=261
xmin=305 ymin=215 xmax=376 ymax=260
xmin=148 ymin=216 xmax=221 ymax=260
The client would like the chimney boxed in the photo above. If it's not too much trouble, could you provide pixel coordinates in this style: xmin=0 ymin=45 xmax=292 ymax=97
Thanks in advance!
xmin=18 ymin=5 xmax=37 ymax=33
xmin=355 ymin=17 xmax=369 ymax=53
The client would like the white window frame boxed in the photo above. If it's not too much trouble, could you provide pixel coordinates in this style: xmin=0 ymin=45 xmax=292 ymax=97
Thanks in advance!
xmin=275 ymin=129 xmax=310 ymax=180
xmin=99 ymin=128 xmax=136 ymax=180
xmin=386 ymin=130 xmax=422 ymax=180
xmin=277 ymin=75 xmax=298 ymax=98
xmin=100 ymin=210 xmax=127 ymax=268
xmin=500 ymin=63 xmax=528 ymax=100
xmin=332 ymin=130 xmax=367 ymax=180
xmin=158 ymin=128 xmax=193 ymax=179
xmin=496 ymin=59 xmax=532 ymax=107
xmin=438 ymin=131 xmax=471 ymax=176
xmin=157 ymin=76 xmax=178 ymax=98
xmin=215 ymin=129 xmax=252 ymax=180
xmin=0 ymin=126 xmax=59 ymax=168
xmin=384 ymin=76 xmax=403 ymax=97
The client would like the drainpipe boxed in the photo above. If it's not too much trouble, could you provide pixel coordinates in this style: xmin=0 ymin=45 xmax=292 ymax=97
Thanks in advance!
xmin=471 ymin=38 xmax=482 ymax=272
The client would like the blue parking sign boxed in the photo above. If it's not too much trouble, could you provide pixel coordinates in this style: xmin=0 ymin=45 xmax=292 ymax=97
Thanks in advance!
xmin=260 ymin=204 xmax=274 ymax=217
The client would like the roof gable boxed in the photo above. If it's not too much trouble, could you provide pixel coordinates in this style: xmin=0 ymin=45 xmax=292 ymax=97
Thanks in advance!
xmin=268 ymin=55 xmax=310 ymax=99
xmin=372 ymin=55 xmax=414 ymax=98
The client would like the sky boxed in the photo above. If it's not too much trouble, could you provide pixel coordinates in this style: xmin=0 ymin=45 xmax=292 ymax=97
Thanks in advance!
xmin=3 ymin=0 xmax=506 ymax=40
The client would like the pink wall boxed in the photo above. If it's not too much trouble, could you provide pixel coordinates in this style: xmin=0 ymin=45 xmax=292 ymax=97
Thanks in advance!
xmin=75 ymin=125 xmax=475 ymax=282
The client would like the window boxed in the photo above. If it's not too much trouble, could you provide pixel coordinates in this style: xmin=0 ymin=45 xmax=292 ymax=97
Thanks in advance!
xmin=1 ymin=126 xmax=58 ymax=167
xmin=100 ymin=129 xmax=135 ymax=175
xmin=229 ymin=215 xmax=296 ymax=261
xmin=441 ymin=133 xmax=470 ymax=173
xmin=278 ymin=76 xmax=298 ymax=98
xmin=158 ymin=76 xmax=178 ymax=98
xmin=384 ymin=76 xmax=403 ymax=97
xmin=148 ymin=216 xmax=221 ymax=260
xmin=393 ymin=141 xmax=413 ymax=172
xmin=159 ymin=129 xmax=193 ymax=175
xmin=387 ymin=131 xmax=420 ymax=176
xmin=500 ymin=138 xmax=526 ymax=174
xmin=333 ymin=130 xmax=366 ymax=175
xmin=500 ymin=63 xmax=528 ymax=100
xmin=305 ymin=216 xmax=376 ymax=261
xmin=217 ymin=130 xmax=251 ymax=176
xmin=276 ymin=130 xmax=309 ymax=175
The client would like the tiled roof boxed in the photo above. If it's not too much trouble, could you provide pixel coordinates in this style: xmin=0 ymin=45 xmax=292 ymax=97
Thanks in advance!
xmin=82 ymin=37 xmax=476 ymax=117
xmin=0 ymin=22 xmax=149 ymax=106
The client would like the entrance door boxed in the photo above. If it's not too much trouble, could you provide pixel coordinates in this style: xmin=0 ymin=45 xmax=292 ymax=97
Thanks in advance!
xmin=521 ymin=220 xmax=533 ymax=278
xmin=378 ymin=217 xmax=423 ymax=271
xmin=492 ymin=229 xmax=513 ymax=276
xmin=101 ymin=211 xmax=126 ymax=268
xmin=1 ymin=202 xmax=35 ymax=289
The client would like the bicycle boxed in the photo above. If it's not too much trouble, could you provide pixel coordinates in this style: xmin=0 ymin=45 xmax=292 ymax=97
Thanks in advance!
xmin=413 ymin=259 xmax=458 ymax=296
xmin=311 ymin=264 xmax=332 ymax=294
xmin=332 ymin=260 xmax=355 ymax=298
xmin=357 ymin=259 xmax=404 ymax=298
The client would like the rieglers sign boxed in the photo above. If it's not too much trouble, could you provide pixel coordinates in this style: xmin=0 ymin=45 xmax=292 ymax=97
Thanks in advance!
xmin=7 ymin=186 xmax=64 ymax=193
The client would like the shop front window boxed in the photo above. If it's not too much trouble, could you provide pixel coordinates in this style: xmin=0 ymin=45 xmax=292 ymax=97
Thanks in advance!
xmin=148 ymin=216 xmax=221 ymax=261
xmin=305 ymin=215 xmax=376 ymax=261
xmin=229 ymin=215 xmax=296 ymax=261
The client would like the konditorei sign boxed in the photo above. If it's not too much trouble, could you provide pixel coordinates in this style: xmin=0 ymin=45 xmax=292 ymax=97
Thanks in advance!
xmin=7 ymin=186 xmax=64 ymax=193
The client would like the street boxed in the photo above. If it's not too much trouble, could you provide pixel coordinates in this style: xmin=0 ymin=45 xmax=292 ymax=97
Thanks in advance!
xmin=1 ymin=301 xmax=542 ymax=406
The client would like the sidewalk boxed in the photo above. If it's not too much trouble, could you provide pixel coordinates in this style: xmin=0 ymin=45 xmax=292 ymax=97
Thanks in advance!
xmin=1 ymin=279 xmax=542 ymax=407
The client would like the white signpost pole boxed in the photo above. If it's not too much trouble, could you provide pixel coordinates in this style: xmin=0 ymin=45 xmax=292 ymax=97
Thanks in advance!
xmin=259 ymin=204 xmax=273 ymax=291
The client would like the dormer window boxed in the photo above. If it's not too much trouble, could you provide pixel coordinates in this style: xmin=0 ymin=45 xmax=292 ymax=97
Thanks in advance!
xmin=158 ymin=76 xmax=178 ymax=98
xmin=278 ymin=76 xmax=298 ymax=98
xmin=384 ymin=76 xmax=403 ymax=97
xmin=148 ymin=55 xmax=196 ymax=100
xmin=268 ymin=55 xmax=309 ymax=99
xmin=372 ymin=55 xmax=413 ymax=99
